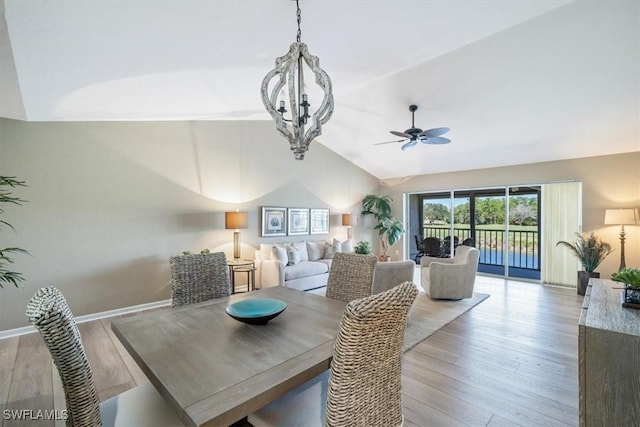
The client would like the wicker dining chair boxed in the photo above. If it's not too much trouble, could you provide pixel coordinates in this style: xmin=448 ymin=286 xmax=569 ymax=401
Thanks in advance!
xmin=26 ymin=287 xmax=184 ymax=427
xmin=325 ymin=252 xmax=378 ymax=302
xmin=169 ymin=251 xmax=231 ymax=307
xmin=248 ymin=281 xmax=418 ymax=427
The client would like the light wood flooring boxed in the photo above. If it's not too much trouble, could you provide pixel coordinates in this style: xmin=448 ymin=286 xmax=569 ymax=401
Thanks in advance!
xmin=0 ymin=275 xmax=583 ymax=426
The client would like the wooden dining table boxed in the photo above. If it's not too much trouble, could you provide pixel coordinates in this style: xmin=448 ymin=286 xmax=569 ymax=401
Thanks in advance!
xmin=111 ymin=286 xmax=346 ymax=426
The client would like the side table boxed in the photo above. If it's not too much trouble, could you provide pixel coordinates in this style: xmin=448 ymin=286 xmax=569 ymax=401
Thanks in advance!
xmin=228 ymin=259 xmax=256 ymax=294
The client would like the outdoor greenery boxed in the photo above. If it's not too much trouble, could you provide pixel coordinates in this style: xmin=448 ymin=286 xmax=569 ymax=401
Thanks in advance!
xmin=423 ymin=196 xmax=538 ymax=226
xmin=1 ymin=176 xmax=28 ymax=288
xmin=361 ymin=194 xmax=405 ymax=258
xmin=422 ymin=196 xmax=539 ymax=257
xmin=556 ymin=232 xmax=613 ymax=273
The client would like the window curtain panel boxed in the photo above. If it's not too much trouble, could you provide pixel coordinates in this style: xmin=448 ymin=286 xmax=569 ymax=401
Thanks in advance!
xmin=541 ymin=181 xmax=582 ymax=287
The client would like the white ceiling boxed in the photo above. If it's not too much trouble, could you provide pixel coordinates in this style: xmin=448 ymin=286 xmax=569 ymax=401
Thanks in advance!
xmin=1 ymin=0 xmax=639 ymax=179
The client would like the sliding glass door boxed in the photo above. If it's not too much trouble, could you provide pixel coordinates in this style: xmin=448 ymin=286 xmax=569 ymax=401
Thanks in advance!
xmin=411 ymin=186 xmax=540 ymax=280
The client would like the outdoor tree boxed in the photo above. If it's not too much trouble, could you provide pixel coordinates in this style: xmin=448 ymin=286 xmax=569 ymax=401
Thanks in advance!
xmin=423 ymin=202 xmax=450 ymax=224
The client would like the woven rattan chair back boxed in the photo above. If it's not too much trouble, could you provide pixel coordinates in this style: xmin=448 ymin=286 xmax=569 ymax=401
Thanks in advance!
xmin=26 ymin=287 xmax=102 ymax=427
xmin=325 ymin=253 xmax=378 ymax=303
xmin=326 ymin=281 xmax=418 ymax=427
xmin=170 ymin=251 xmax=231 ymax=307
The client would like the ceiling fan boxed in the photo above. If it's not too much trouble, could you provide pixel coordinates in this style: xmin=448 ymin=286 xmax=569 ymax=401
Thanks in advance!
xmin=375 ymin=105 xmax=451 ymax=151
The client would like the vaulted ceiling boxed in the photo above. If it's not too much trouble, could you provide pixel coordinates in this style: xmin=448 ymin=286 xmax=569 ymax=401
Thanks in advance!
xmin=1 ymin=0 xmax=638 ymax=179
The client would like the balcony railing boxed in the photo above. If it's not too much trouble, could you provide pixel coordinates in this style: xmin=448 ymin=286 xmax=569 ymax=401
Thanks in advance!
xmin=422 ymin=226 xmax=539 ymax=271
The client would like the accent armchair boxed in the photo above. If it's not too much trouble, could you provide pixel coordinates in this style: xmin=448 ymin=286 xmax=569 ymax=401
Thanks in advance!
xmin=421 ymin=245 xmax=479 ymax=300
xmin=372 ymin=260 xmax=415 ymax=294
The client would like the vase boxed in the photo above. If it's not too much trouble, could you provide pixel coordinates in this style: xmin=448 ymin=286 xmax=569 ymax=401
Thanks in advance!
xmin=577 ymin=271 xmax=599 ymax=296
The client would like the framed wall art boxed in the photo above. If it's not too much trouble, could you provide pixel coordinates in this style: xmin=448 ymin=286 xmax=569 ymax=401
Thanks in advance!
xmin=261 ymin=206 xmax=287 ymax=237
xmin=287 ymin=208 xmax=310 ymax=235
xmin=309 ymin=208 xmax=330 ymax=234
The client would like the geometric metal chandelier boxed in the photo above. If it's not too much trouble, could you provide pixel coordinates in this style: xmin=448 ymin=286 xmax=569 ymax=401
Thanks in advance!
xmin=260 ymin=0 xmax=334 ymax=160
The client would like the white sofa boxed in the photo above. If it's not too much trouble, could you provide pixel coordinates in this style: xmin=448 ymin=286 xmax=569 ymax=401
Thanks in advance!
xmin=254 ymin=240 xmax=353 ymax=291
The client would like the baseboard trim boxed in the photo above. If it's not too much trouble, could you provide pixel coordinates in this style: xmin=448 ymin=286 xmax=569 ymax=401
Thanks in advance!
xmin=0 ymin=299 xmax=172 ymax=340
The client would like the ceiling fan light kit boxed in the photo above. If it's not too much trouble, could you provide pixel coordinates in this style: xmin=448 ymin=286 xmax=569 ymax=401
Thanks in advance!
xmin=376 ymin=104 xmax=451 ymax=151
xmin=260 ymin=0 xmax=334 ymax=160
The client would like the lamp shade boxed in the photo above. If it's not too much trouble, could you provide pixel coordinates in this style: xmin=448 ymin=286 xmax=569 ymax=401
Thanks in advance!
xmin=225 ymin=211 xmax=248 ymax=229
xmin=342 ymin=213 xmax=352 ymax=227
xmin=604 ymin=208 xmax=638 ymax=225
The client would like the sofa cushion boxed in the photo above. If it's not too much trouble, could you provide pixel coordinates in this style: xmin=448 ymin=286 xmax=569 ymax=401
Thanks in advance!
xmin=315 ymin=259 xmax=333 ymax=269
xmin=286 ymin=241 xmax=309 ymax=262
xmin=306 ymin=241 xmax=325 ymax=261
xmin=286 ymin=246 xmax=301 ymax=265
xmin=341 ymin=239 xmax=354 ymax=253
xmin=284 ymin=261 xmax=329 ymax=281
xmin=270 ymin=246 xmax=288 ymax=264
xmin=324 ymin=240 xmax=341 ymax=259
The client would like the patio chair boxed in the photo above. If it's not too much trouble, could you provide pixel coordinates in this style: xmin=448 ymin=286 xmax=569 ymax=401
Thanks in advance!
xmin=169 ymin=251 xmax=231 ymax=307
xmin=421 ymin=245 xmax=479 ymax=300
xmin=325 ymin=252 xmax=378 ymax=302
xmin=442 ymin=235 xmax=460 ymax=256
xmin=461 ymin=237 xmax=475 ymax=247
xmin=248 ymin=281 xmax=419 ymax=427
xmin=414 ymin=236 xmax=444 ymax=262
xmin=372 ymin=260 xmax=416 ymax=294
xmin=26 ymin=287 xmax=184 ymax=426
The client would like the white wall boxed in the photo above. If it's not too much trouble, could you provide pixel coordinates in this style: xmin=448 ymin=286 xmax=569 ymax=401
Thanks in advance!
xmin=383 ymin=152 xmax=640 ymax=282
xmin=0 ymin=118 xmax=380 ymax=330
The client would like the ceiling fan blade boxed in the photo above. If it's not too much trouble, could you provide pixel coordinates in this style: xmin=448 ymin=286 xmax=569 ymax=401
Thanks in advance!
xmin=421 ymin=136 xmax=451 ymax=145
xmin=418 ymin=127 xmax=450 ymax=138
xmin=373 ymin=139 xmax=406 ymax=146
xmin=401 ymin=140 xmax=418 ymax=151
xmin=390 ymin=130 xmax=413 ymax=139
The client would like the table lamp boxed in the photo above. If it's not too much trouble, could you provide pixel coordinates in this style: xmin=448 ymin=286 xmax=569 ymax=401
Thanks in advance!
xmin=604 ymin=208 xmax=638 ymax=270
xmin=225 ymin=210 xmax=248 ymax=260
xmin=342 ymin=213 xmax=353 ymax=240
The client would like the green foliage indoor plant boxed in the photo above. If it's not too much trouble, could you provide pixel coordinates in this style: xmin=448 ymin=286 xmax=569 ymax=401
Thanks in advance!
xmin=361 ymin=194 xmax=405 ymax=261
xmin=0 ymin=176 xmax=28 ymax=288
xmin=612 ymin=267 xmax=640 ymax=306
xmin=612 ymin=267 xmax=640 ymax=288
xmin=354 ymin=240 xmax=372 ymax=255
xmin=556 ymin=232 xmax=613 ymax=296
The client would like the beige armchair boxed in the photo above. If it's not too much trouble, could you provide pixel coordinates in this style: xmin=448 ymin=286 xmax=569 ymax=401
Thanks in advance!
xmin=372 ymin=260 xmax=416 ymax=294
xmin=421 ymin=246 xmax=479 ymax=300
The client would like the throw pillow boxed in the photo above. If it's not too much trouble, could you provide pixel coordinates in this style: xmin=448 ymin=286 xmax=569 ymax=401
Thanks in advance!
xmin=286 ymin=246 xmax=301 ymax=265
xmin=290 ymin=241 xmax=309 ymax=262
xmin=270 ymin=246 xmax=288 ymax=264
xmin=341 ymin=239 xmax=354 ymax=253
xmin=306 ymin=241 xmax=325 ymax=261
xmin=324 ymin=244 xmax=336 ymax=259
xmin=325 ymin=239 xmax=343 ymax=259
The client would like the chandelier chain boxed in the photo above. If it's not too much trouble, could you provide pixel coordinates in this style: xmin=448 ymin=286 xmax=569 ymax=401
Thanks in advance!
xmin=296 ymin=0 xmax=302 ymax=42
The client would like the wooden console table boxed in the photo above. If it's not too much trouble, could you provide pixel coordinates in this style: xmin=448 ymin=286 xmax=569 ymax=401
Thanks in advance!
xmin=579 ymin=278 xmax=640 ymax=426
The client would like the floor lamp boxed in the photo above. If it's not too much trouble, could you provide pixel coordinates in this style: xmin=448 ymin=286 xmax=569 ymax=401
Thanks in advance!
xmin=342 ymin=213 xmax=353 ymax=240
xmin=225 ymin=211 xmax=248 ymax=260
xmin=604 ymin=208 xmax=638 ymax=271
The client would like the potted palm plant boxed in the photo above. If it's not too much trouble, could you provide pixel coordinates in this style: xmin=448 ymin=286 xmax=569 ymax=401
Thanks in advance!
xmin=556 ymin=232 xmax=613 ymax=296
xmin=1 ymin=176 xmax=28 ymax=288
xmin=361 ymin=195 xmax=405 ymax=261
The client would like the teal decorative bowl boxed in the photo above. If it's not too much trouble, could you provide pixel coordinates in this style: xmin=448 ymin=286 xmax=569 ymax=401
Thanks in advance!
xmin=225 ymin=298 xmax=287 ymax=325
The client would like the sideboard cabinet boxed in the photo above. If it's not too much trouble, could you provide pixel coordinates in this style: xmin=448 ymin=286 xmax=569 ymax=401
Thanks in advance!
xmin=579 ymin=278 xmax=640 ymax=426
